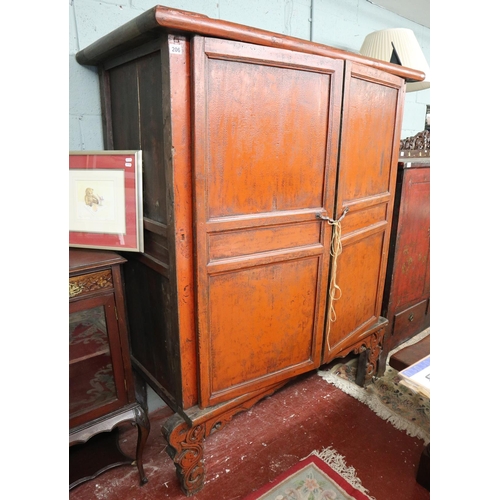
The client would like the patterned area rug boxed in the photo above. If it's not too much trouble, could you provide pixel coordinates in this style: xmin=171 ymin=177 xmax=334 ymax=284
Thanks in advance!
xmin=243 ymin=448 xmax=375 ymax=500
xmin=318 ymin=330 xmax=430 ymax=445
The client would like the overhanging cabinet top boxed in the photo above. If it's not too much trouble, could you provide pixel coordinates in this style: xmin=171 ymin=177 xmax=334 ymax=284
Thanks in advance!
xmin=76 ymin=5 xmax=424 ymax=84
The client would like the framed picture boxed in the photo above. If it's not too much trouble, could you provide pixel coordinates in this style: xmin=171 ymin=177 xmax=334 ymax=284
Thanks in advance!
xmin=69 ymin=150 xmax=144 ymax=252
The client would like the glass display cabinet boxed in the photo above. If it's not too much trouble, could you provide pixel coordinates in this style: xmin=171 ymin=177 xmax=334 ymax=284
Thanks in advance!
xmin=69 ymin=248 xmax=149 ymax=489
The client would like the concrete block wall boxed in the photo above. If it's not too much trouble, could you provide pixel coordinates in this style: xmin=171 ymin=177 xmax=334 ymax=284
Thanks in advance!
xmin=69 ymin=0 xmax=430 ymax=151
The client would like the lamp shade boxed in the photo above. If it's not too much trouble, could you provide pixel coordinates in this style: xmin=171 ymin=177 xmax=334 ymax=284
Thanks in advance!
xmin=359 ymin=28 xmax=430 ymax=92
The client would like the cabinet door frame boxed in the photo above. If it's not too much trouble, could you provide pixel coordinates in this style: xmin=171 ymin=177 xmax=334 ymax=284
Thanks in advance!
xmin=69 ymin=293 xmax=130 ymax=429
xmin=192 ymin=35 xmax=343 ymax=408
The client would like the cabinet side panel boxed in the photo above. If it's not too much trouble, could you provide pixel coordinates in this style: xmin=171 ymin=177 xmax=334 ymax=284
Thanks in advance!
xmin=109 ymin=52 xmax=167 ymax=226
xmin=108 ymin=62 xmax=140 ymax=151
xmin=123 ymin=259 xmax=183 ymax=407
xmin=105 ymin=45 xmax=192 ymax=409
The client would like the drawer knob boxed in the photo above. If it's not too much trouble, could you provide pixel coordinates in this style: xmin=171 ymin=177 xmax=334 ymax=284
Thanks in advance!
xmin=408 ymin=313 xmax=414 ymax=322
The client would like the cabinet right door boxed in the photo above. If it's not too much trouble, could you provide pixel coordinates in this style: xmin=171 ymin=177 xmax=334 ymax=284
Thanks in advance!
xmin=322 ymin=61 xmax=406 ymax=364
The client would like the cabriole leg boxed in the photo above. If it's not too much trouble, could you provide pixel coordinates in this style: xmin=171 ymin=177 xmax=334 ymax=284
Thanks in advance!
xmin=134 ymin=405 xmax=150 ymax=485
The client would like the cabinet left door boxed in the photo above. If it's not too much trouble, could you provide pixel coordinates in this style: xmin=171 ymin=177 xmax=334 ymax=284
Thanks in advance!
xmin=69 ymin=293 xmax=130 ymax=429
xmin=192 ymin=36 xmax=343 ymax=408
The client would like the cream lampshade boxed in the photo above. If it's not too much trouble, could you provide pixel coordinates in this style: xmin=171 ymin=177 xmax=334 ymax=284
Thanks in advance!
xmin=359 ymin=28 xmax=430 ymax=92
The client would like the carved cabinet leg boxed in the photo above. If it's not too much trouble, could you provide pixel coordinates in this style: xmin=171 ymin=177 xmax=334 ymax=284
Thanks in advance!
xmin=161 ymin=383 xmax=287 ymax=495
xmin=355 ymin=323 xmax=386 ymax=387
xmin=355 ymin=348 xmax=371 ymax=387
xmin=162 ymin=414 xmax=206 ymax=496
xmin=364 ymin=339 xmax=382 ymax=383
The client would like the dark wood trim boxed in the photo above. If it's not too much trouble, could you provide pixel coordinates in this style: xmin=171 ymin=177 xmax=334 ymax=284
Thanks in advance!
xmin=143 ymin=217 xmax=169 ymax=237
xmin=102 ymin=38 xmax=162 ymax=71
xmin=98 ymin=68 xmax=114 ymax=149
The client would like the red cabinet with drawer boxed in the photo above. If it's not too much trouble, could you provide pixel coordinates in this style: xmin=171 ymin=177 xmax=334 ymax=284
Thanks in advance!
xmin=380 ymin=158 xmax=430 ymax=373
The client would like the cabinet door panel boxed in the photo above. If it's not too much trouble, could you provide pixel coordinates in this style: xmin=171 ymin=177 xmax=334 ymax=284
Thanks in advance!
xmin=392 ymin=167 xmax=430 ymax=305
xmin=193 ymin=36 xmax=343 ymax=407
xmin=69 ymin=294 xmax=128 ymax=428
xmin=324 ymin=230 xmax=385 ymax=352
xmin=322 ymin=62 xmax=405 ymax=363
xmin=207 ymin=258 xmax=319 ymax=397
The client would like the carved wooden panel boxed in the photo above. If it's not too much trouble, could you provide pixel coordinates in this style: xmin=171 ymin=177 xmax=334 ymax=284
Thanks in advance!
xmin=400 ymin=130 xmax=430 ymax=158
xmin=69 ymin=270 xmax=113 ymax=298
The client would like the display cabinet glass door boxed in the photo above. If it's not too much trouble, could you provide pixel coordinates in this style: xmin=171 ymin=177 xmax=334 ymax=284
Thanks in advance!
xmin=69 ymin=293 xmax=128 ymax=428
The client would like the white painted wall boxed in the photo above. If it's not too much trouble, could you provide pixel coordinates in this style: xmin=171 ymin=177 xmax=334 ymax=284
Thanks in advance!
xmin=69 ymin=0 xmax=430 ymax=150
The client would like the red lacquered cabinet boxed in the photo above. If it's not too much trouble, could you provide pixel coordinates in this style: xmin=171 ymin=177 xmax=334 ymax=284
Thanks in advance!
xmin=75 ymin=5 xmax=425 ymax=495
